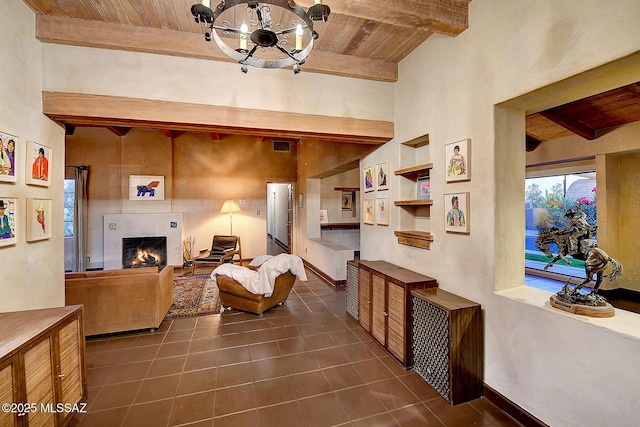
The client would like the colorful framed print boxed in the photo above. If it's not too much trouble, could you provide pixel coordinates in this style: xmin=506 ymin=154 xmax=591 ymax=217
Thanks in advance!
xmin=376 ymin=197 xmax=389 ymax=225
xmin=129 ymin=175 xmax=165 ymax=200
xmin=417 ymin=177 xmax=431 ymax=200
xmin=341 ymin=191 xmax=355 ymax=218
xmin=376 ymin=161 xmax=389 ymax=190
xmin=0 ymin=131 xmax=18 ymax=183
xmin=444 ymin=192 xmax=470 ymax=233
xmin=363 ymin=166 xmax=374 ymax=192
xmin=320 ymin=209 xmax=329 ymax=224
xmin=445 ymin=138 xmax=471 ymax=182
xmin=363 ymin=198 xmax=374 ymax=224
xmin=0 ymin=197 xmax=18 ymax=247
xmin=26 ymin=141 xmax=52 ymax=187
xmin=26 ymin=198 xmax=51 ymax=242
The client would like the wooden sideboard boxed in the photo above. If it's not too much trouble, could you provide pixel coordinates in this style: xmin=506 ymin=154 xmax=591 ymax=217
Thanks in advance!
xmin=0 ymin=305 xmax=87 ymax=427
xmin=357 ymin=260 xmax=438 ymax=368
xmin=411 ymin=288 xmax=483 ymax=405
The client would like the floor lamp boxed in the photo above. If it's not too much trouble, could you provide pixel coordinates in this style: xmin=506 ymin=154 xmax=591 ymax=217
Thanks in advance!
xmin=221 ymin=200 xmax=241 ymax=235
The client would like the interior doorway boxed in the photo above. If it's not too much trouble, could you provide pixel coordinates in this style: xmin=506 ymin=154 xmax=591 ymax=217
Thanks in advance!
xmin=266 ymin=182 xmax=293 ymax=255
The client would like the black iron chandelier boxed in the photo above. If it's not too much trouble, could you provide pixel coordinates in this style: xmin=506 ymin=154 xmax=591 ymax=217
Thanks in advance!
xmin=191 ymin=0 xmax=330 ymax=74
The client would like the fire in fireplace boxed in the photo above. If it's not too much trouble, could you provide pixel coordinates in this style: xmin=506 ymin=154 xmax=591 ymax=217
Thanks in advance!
xmin=122 ymin=236 xmax=167 ymax=269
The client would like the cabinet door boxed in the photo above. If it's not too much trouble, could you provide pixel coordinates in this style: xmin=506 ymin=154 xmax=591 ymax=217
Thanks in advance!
xmin=57 ymin=316 xmax=84 ymax=425
xmin=358 ymin=268 xmax=371 ymax=332
xmin=371 ymin=273 xmax=386 ymax=345
xmin=23 ymin=337 xmax=56 ymax=427
xmin=0 ymin=358 xmax=19 ymax=427
xmin=386 ymin=282 xmax=406 ymax=362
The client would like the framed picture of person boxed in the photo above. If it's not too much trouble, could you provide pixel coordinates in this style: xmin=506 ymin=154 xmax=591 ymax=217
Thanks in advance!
xmin=0 ymin=197 xmax=18 ymax=247
xmin=363 ymin=166 xmax=374 ymax=192
xmin=444 ymin=192 xmax=470 ymax=233
xmin=363 ymin=198 xmax=374 ymax=224
xmin=26 ymin=198 xmax=52 ymax=242
xmin=445 ymin=138 xmax=471 ymax=182
xmin=0 ymin=131 xmax=18 ymax=183
xmin=376 ymin=198 xmax=389 ymax=225
xmin=376 ymin=161 xmax=389 ymax=190
xmin=25 ymin=141 xmax=52 ymax=187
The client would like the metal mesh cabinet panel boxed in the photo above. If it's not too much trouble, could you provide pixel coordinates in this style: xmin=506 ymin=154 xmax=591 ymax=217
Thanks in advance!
xmin=411 ymin=288 xmax=483 ymax=405
xmin=346 ymin=260 xmax=359 ymax=320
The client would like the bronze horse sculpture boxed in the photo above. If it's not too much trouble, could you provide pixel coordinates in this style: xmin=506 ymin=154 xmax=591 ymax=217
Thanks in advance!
xmin=535 ymin=228 xmax=622 ymax=294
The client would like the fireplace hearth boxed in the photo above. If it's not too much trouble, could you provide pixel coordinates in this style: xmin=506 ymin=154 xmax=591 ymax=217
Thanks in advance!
xmin=122 ymin=236 xmax=167 ymax=269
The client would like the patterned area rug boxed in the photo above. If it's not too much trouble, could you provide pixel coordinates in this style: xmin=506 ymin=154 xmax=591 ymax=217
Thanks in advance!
xmin=165 ymin=274 xmax=221 ymax=319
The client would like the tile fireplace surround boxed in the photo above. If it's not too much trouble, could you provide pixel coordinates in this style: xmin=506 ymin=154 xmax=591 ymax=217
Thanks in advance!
xmin=103 ymin=213 xmax=183 ymax=270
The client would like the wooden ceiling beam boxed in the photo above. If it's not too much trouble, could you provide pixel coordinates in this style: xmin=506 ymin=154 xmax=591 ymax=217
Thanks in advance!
xmin=525 ymin=134 xmax=542 ymax=152
xmin=42 ymin=91 xmax=394 ymax=144
xmin=36 ymin=14 xmax=398 ymax=82
xmin=539 ymin=109 xmax=597 ymax=140
xmin=106 ymin=126 xmax=131 ymax=136
xmin=161 ymin=129 xmax=184 ymax=139
xmin=296 ymin=0 xmax=469 ymax=37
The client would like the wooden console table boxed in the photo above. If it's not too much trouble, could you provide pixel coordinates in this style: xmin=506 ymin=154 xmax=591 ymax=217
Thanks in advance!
xmin=0 ymin=305 xmax=87 ymax=427
xmin=357 ymin=260 xmax=437 ymax=368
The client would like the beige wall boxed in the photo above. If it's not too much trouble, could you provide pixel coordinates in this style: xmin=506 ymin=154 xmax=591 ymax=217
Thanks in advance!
xmin=0 ymin=0 xmax=66 ymax=312
xmin=65 ymin=128 xmax=297 ymax=266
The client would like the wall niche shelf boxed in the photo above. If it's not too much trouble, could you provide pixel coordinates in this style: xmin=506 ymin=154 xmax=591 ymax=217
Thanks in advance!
xmin=395 ymin=135 xmax=432 ymax=249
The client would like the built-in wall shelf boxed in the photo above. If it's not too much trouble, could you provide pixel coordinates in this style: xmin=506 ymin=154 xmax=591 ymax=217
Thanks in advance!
xmin=394 ymin=230 xmax=434 ymax=249
xmin=401 ymin=134 xmax=430 ymax=148
xmin=394 ymin=163 xmax=433 ymax=180
xmin=334 ymin=187 xmax=360 ymax=192
xmin=394 ymin=200 xmax=433 ymax=207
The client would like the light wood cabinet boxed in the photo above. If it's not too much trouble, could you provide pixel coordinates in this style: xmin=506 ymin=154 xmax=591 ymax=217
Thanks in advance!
xmin=358 ymin=260 xmax=437 ymax=368
xmin=0 ymin=306 xmax=87 ymax=427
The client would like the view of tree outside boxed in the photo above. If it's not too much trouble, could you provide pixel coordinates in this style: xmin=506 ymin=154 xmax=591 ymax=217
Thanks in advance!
xmin=524 ymin=172 xmax=596 ymax=276
xmin=64 ymin=178 xmax=75 ymax=237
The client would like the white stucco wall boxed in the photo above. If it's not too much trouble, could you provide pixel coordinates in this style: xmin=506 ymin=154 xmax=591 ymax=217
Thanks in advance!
xmin=360 ymin=0 xmax=640 ymax=426
xmin=0 ymin=0 xmax=66 ymax=312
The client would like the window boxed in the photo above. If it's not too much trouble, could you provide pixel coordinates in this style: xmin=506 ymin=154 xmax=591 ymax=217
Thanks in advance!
xmin=64 ymin=178 xmax=75 ymax=237
xmin=525 ymin=171 xmax=596 ymax=279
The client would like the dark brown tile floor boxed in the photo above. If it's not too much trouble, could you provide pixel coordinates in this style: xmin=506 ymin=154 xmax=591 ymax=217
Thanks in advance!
xmin=73 ymin=269 xmax=522 ymax=427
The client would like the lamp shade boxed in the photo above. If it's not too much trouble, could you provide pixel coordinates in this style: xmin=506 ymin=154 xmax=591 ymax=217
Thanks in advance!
xmin=221 ymin=200 xmax=241 ymax=214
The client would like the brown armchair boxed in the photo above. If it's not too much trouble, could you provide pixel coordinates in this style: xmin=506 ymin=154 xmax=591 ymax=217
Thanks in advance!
xmin=192 ymin=235 xmax=241 ymax=274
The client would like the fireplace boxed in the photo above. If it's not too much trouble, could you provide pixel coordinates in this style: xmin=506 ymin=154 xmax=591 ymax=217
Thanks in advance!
xmin=122 ymin=236 xmax=167 ymax=269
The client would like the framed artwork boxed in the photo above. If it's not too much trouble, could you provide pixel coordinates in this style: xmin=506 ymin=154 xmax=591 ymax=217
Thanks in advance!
xmin=376 ymin=197 xmax=389 ymax=225
xmin=25 ymin=141 xmax=52 ymax=187
xmin=363 ymin=198 xmax=374 ymax=224
xmin=26 ymin=198 xmax=51 ymax=242
xmin=444 ymin=192 xmax=470 ymax=233
xmin=376 ymin=161 xmax=389 ymax=190
xmin=0 ymin=131 xmax=18 ymax=183
xmin=0 ymin=197 xmax=17 ymax=247
xmin=129 ymin=175 xmax=165 ymax=200
xmin=320 ymin=209 xmax=329 ymax=224
xmin=363 ymin=166 xmax=374 ymax=192
xmin=445 ymin=138 xmax=471 ymax=182
xmin=341 ymin=191 xmax=355 ymax=218
xmin=417 ymin=177 xmax=431 ymax=200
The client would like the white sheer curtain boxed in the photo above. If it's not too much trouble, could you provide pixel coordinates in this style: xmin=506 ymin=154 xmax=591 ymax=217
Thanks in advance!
xmin=73 ymin=166 xmax=89 ymax=272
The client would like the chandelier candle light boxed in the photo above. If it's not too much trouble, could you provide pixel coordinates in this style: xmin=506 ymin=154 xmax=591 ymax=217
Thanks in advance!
xmin=191 ymin=0 xmax=330 ymax=74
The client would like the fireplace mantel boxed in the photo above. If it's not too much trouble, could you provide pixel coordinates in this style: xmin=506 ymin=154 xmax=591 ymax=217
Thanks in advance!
xmin=103 ymin=213 xmax=183 ymax=270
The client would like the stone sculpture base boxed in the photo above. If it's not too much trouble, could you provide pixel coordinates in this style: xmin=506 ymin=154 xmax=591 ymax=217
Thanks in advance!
xmin=550 ymin=294 xmax=615 ymax=317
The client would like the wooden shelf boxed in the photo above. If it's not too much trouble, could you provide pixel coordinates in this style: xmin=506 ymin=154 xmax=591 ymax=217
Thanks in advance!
xmin=321 ymin=222 xmax=360 ymax=230
xmin=394 ymin=230 xmax=434 ymax=249
xmin=334 ymin=187 xmax=359 ymax=192
xmin=401 ymin=134 xmax=430 ymax=148
xmin=394 ymin=163 xmax=433 ymax=180
xmin=394 ymin=199 xmax=433 ymax=207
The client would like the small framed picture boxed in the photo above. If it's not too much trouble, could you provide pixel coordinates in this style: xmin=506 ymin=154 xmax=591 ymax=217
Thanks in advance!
xmin=363 ymin=198 xmax=374 ymax=224
xmin=376 ymin=162 xmax=389 ymax=191
xmin=376 ymin=198 xmax=389 ymax=225
xmin=320 ymin=209 xmax=329 ymax=224
xmin=417 ymin=177 xmax=431 ymax=200
xmin=129 ymin=175 xmax=165 ymax=200
xmin=0 ymin=197 xmax=18 ymax=247
xmin=26 ymin=198 xmax=52 ymax=242
xmin=26 ymin=141 xmax=52 ymax=187
xmin=445 ymin=138 xmax=471 ymax=182
xmin=363 ymin=166 xmax=374 ymax=192
xmin=444 ymin=192 xmax=470 ymax=233
xmin=0 ymin=131 xmax=18 ymax=183
xmin=341 ymin=191 xmax=355 ymax=218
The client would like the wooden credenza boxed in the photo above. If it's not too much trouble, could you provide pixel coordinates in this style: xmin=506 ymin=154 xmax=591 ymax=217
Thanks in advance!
xmin=0 ymin=305 xmax=87 ymax=427
xmin=411 ymin=288 xmax=482 ymax=405
xmin=358 ymin=260 xmax=437 ymax=368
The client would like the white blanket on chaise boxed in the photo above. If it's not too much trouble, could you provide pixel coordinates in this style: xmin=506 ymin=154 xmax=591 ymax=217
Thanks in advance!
xmin=211 ymin=254 xmax=307 ymax=297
